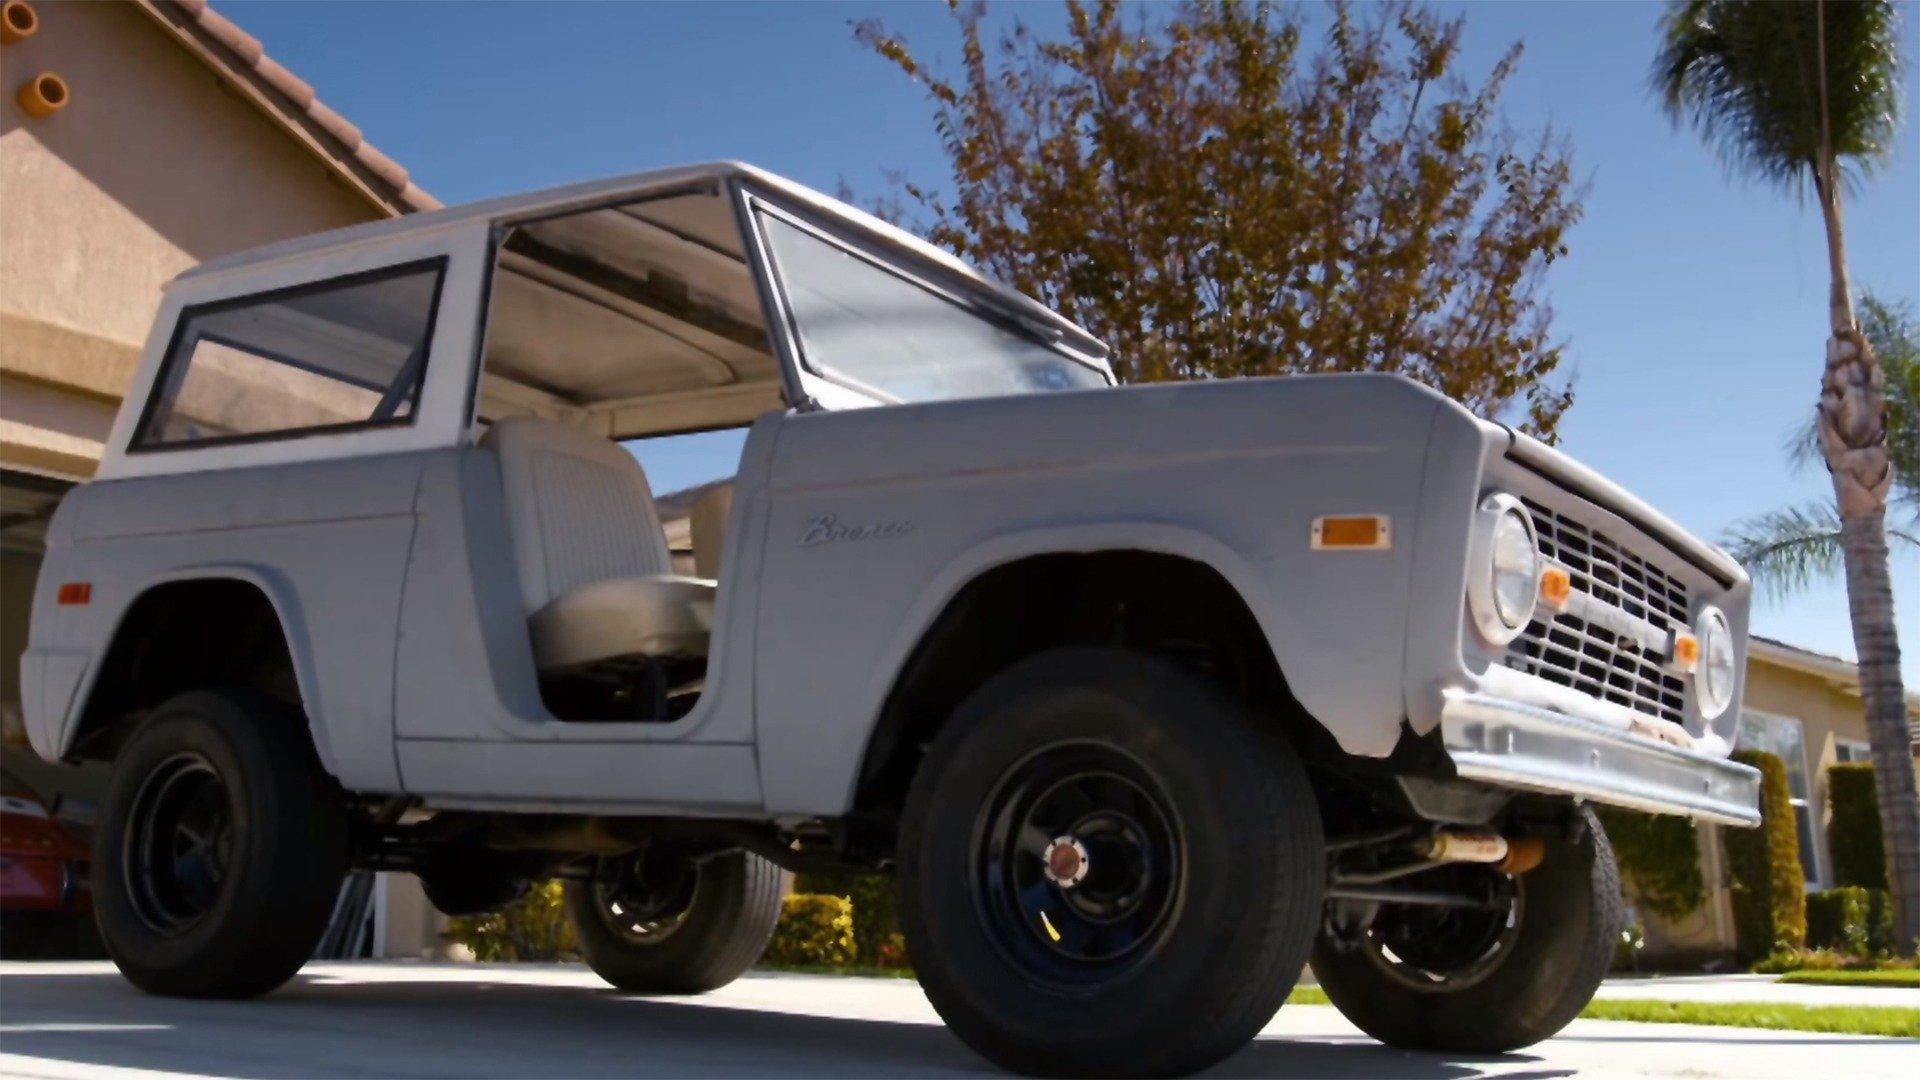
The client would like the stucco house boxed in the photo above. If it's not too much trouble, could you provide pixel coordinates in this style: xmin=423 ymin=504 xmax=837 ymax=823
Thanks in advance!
xmin=1634 ymin=636 xmax=1920 ymax=965
xmin=1 ymin=0 xmax=441 ymax=957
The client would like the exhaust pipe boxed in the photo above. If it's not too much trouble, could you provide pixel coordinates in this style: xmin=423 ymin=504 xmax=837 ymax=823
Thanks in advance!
xmin=1416 ymin=828 xmax=1546 ymax=875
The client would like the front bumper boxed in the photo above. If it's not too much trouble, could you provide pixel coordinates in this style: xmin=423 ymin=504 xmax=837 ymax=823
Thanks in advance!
xmin=1439 ymin=691 xmax=1761 ymax=827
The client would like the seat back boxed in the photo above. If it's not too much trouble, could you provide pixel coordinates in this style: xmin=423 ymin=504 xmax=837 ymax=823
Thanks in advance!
xmin=481 ymin=417 xmax=673 ymax=612
xmin=690 ymin=484 xmax=734 ymax=579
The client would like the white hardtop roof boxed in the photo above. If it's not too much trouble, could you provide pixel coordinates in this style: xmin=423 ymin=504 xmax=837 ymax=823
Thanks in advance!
xmin=175 ymin=161 xmax=1108 ymax=360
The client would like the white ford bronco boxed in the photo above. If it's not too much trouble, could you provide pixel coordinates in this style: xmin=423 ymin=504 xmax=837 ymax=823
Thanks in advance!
xmin=21 ymin=163 xmax=1759 ymax=1076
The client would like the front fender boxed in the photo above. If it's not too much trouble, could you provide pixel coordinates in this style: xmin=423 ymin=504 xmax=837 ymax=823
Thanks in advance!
xmin=44 ymin=564 xmax=333 ymax=776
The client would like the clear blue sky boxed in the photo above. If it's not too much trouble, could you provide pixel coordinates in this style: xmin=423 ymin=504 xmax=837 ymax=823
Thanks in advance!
xmin=226 ymin=1 xmax=1919 ymax=678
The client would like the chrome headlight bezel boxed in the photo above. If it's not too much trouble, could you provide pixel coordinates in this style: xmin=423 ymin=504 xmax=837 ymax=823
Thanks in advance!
xmin=1467 ymin=493 xmax=1540 ymax=646
xmin=1695 ymin=606 xmax=1736 ymax=720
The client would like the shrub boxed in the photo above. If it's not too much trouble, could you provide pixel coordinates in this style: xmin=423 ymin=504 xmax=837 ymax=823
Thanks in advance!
xmin=795 ymin=872 xmax=909 ymax=969
xmin=443 ymin=881 xmax=578 ymax=962
xmin=1826 ymin=763 xmax=1887 ymax=890
xmin=1596 ymin=807 xmax=1705 ymax=919
xmin=761 ymin=893 xmax=857 ymax=967
xmin=1723 ymin=750 xmax=1806 ymax=960
xmin=1752 ymin=947 xmax=1920 ymax=974
xmin=1806 ymin=886 xmax=1895 ymax=956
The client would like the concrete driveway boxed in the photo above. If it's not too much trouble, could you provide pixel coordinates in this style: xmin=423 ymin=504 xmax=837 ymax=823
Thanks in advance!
xmin=1 ymin=961 xmax=1913 ymax=1079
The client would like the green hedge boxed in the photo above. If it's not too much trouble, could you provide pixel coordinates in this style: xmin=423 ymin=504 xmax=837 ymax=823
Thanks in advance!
xmin=437 ymin=873 xmax=903 ymax=971
xmin=1827 ymin=763 xmax=1888 ymax=890
xmin=761 ymin=893 xmax=857 ymax=967
xmin=443 ymin=881 xmax=578 ymax=962
xmin=795 ymin=872 xmax=909 ymax=969
xmin=1723 ymin=750 xmax=1806 ymax=961
xmin=1596 ymin=807 xmax=1705 ymax=919
xmin=1806 ymin=886 xmax=1895 ymax=957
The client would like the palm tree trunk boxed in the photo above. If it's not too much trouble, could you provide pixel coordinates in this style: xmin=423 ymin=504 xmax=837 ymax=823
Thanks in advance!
xmin=1813 ymin=158 xmax=1920 ymax=954
xmin=1834 ymin=510 xmax=1920 ymax=952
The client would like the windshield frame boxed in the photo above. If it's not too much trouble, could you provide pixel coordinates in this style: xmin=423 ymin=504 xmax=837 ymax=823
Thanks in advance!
xmin=734 ymin=187 xmax=1112 ymax=409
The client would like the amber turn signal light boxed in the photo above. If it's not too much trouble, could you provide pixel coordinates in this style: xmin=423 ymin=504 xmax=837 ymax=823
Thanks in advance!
xmin=1671 ymin=632 xmax=1700 ymax=673
xmin=1538 ymin=566 xmax=1572 ymax=612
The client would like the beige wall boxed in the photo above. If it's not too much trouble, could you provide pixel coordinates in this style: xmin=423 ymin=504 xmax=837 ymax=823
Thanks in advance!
xmin=0 ymin=1 xmax=447 ymax=957
xmin=0 ymin=0 xmax=378 ymax=478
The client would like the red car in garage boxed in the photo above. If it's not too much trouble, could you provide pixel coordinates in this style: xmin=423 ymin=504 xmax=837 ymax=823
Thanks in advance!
xmin=1 ymin=767 xmax=97 ymax=957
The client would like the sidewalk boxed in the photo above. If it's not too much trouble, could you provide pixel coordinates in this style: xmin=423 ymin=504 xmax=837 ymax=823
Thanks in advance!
xmin=1596 ymin=972 xmax=1920 ymax=1009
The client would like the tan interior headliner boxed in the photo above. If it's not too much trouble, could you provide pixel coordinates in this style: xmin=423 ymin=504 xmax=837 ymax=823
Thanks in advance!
xmin=478 ymin=188 xmax=782 ymax=438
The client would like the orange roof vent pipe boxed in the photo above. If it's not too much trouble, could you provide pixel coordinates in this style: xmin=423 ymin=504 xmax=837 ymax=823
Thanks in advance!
xmin=1 ymin=1 xmax=38 ymax=45
xmin=17 ymin=71 xmax=67 ymax=118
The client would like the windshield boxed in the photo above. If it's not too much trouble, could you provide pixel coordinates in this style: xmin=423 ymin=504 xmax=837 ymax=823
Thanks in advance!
xmin=758 ymin=212 xmax=1109 ymax=404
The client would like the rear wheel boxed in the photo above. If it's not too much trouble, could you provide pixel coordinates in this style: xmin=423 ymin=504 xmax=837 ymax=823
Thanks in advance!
xmin=91 ymin=690 xmax=349 ymax=998
xmin=565 ymin=844 xmax=782 ymax=995
xmin=898 ymin=646 xmax=1324 ymax=1078
xmin=1310 ymin=809 xmax=1620 ymax=1052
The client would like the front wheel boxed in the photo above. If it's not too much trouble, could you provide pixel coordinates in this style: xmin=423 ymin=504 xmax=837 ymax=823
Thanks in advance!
xmin=898 ymin=646 xmax=1325 ymax=1078
xmin=564 ymin=845 xmax=782 ymax=995
xmin=91 ymin=690 xmax=349 ymax=998
xmin=1310 ymin=808 xmax=1621 ymax=1052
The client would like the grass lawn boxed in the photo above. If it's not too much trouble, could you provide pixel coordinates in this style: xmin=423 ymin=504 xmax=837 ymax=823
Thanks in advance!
xmin=766 ymin=970 xmax=1920 ymax=1037
xmin=1777 ymin=969 xmax=1920 ymax=989
xmin=1283 ymin=987 xmax=1920 ymax=1038
xmin=1572 ymin=998 xmax=1920 ymax=1038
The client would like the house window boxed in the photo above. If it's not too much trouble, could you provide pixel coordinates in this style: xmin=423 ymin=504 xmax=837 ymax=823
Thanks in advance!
xmin=1836 ymin=739 xmax=1873 ymax=764
xmin=1739 ymin=711 xmax=1822 ymax=888
xmin=135 ymin=260 xmax=446 ymax=450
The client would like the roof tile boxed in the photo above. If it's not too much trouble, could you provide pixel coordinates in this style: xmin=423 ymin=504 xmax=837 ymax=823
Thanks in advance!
xmin=148 ymin=0 xmax=436 ymax=214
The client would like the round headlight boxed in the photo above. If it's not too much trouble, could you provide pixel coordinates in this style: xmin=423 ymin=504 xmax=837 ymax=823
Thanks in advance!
xmin=1468 ymin=494 xmax=1539 ymax=645
xmin=1695 ymin=607 xmax=1736 ymax=719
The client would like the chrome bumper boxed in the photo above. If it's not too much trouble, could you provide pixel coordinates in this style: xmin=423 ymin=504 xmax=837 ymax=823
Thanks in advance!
xmin=1439 ymin=691 xmax=1761 ymax=827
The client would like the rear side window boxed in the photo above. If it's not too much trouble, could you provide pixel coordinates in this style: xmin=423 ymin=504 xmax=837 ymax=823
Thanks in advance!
xmin=133 ymin=259 xmax=446 ymax=450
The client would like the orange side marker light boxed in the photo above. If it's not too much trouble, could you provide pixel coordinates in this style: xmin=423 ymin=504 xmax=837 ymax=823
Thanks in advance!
xmin=56 ymin=581 xmax=91 ymax=606
xmin=1311 ymin=515 xmax=1390 ymax=550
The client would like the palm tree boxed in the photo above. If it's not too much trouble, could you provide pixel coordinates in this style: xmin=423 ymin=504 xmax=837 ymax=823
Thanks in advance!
xmin=1656 ymin=0 xmax=1918 ymax=954
xmin=1727 ymin=294 xmax=1920 ymax=597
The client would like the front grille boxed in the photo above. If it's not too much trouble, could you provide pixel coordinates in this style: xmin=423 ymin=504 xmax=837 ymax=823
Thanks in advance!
xmin=1506 ymin=498 xmax=1689 ymax=725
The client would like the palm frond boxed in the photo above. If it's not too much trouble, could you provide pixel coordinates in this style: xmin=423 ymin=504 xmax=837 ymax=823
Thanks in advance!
xmin=1653 ymin=0 xmax=1905 ymax=195
xmin=1859 ymin=292 xmax=1920 ymax=513
xmin=1724 ymin=501 xmax=1847 ymax=601
xmin=1725 ymin=499 xmax=1920 ymax=601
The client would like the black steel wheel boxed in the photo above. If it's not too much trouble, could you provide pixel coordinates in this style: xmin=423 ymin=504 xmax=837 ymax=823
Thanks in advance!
xmin=899 ymin=646 xmax=1324 ymax=1078
xmin=92 ymin=689 xmax=348 ymax=998
xmin=1356 ymin=864 xmax=1523 ymax=992
xmin=565 ymin=845 xmax=781 ymax=995
xmin=589 ymin=843 xmax=701 ymax=946
xmin=1311 ymin=809 xmax=1621 ymax=1052
xmin=121 ymin=752 xmax=233 ymax=935
xmin=973 ymin=742 xmax=1183 ymax=984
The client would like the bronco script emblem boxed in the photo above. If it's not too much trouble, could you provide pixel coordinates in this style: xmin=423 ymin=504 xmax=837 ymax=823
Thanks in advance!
xmin=800 ymin=514 xmax=914 ymax=548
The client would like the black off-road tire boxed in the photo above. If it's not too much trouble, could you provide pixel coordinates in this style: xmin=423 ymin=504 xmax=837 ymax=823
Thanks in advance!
xmin=1310 ymin=808 xmax=1621 ymax=1053
xmin=565 ymin=848 xmax=782 ymax=995
xmin=897 ymin=646 xmax=1325 ymax=1078
xmin=92 ymin=689 xmax=349 ymax=998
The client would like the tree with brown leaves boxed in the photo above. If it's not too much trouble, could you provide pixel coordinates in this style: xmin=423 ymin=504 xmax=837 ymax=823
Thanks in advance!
xmin=856 ymin=0 xmax=1584 ymax=437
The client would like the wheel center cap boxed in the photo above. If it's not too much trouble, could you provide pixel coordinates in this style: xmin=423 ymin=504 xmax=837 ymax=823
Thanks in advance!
xmin=1043 ymin=836 xmax=1090 ymax=888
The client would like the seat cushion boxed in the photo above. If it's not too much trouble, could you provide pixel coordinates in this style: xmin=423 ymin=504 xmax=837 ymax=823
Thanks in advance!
xmin=528 ymin=575 xmax=716 ymax=672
